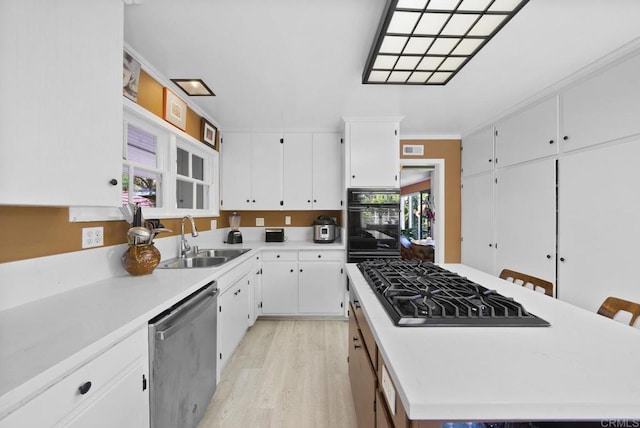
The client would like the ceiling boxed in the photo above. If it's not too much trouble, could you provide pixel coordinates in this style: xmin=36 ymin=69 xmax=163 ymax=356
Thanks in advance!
xmin=124 ymin=0 xmax=640 ymax=137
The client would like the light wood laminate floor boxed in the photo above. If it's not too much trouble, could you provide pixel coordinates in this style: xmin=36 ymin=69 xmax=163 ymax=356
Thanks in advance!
xmin=199 ymin=319 xmax=358 ymax=428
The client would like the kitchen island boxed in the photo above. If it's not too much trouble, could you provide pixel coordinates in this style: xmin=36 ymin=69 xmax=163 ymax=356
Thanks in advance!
xmin=346 ymin=263 xmax=640 ymax=424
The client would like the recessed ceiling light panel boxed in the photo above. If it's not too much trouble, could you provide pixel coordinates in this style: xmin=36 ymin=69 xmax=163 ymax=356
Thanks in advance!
xmin=363 ymin=0 xmax=529 ymax=85
xmin=170 ymin=78 xmax=215 ymax=96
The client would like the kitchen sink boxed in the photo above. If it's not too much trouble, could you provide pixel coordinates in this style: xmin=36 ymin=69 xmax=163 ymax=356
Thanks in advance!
xmin=158 ymin=256 xmax=229 ymax=269
xmin=195 ymin=248 xmax=251 ymax=258
xmin=157 ymin=248 xmax=250 ymax=269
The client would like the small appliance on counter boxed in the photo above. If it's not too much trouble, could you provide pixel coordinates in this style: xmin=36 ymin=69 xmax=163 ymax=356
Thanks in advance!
xmin=265 ymin=228 xmax=285 ymax=242
xmin=313 ymin=215 xmax=339 ymax=243
xmin=226 ymin=212 xmax=243 ymax=244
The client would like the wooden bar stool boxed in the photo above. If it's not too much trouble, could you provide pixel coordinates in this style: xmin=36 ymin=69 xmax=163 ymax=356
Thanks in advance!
xmin=597 ymin=296 xmax=640 ymax=327
xmin=498 ymin=269 xmax=554 ymax=297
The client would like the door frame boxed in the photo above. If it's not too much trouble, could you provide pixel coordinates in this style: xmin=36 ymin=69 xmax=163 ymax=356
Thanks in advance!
xmin=400 ymin=159 xmax=445 ymax=263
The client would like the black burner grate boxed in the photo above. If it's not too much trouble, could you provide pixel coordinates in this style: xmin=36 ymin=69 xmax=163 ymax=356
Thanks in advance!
xmin=358 ymin=260 xmax=550 ymax=327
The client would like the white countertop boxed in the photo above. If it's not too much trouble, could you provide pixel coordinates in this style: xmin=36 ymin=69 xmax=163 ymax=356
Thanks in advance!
xmin=346 ymin=263 xmax=640 ymax=421
xmin=0 ymin=238 xmax=344 ymax=418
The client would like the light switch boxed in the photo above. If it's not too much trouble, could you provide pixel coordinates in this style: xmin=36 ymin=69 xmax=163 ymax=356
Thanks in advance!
xmin=256 ymin=218 xmax=265 ymax=227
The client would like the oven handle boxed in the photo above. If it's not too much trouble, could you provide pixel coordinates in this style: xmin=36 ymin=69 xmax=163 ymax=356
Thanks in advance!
xmin=156 ymin=288 xmax=218 ymax=341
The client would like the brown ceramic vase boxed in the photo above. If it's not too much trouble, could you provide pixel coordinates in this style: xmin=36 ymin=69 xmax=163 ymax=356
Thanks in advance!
xmin=122 ymin=243 xmax=161 ymax=276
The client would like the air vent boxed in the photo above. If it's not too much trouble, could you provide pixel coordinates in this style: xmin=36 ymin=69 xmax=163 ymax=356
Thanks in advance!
xmin=403 ymin=145 xmax=424 ymax=156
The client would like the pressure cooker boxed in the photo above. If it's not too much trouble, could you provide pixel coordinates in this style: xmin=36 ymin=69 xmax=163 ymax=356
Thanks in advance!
xmin=313 ymin=215 xmax=338 ymax=243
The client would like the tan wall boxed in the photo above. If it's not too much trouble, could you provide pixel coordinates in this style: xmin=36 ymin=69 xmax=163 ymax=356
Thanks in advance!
xmin=400 ymin=139 xmax=461 ymax=263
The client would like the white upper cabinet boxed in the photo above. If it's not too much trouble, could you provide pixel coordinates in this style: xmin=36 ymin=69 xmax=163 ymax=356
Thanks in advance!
xmin=561 ymin=53 xmax=640 ymax=152
xmin=0 ymin=0 xmax=123 ymax=206
xmin=312 ymin=133 xmax=343 ymax=209
xmin=282 ymin=132 xmax=313 ymax=210
xmin=221 ymin=132 xmax=282 ymax=210
xmin=495 ymin=97 xmax=558 ymax=167
xmin=282 ymin=132 xmax=342 ymax=210
xmin=220 ymin=132 xmax=252 ymax=209
xmin=345 ymin=120 xmax=400 ymax=188
xmin=462 ymin=126 xmax=494 ymax=176
xmin=250 ymin=133 xmax=283 ymax=210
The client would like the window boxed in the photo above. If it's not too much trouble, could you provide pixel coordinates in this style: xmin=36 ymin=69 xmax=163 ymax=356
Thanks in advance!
xmin=69 ymin=102 xmax=219 ymax=222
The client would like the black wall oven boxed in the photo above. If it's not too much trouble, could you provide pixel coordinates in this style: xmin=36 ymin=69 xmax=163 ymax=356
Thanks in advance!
xmin=347 ymin=188 xmax=401 ymax=263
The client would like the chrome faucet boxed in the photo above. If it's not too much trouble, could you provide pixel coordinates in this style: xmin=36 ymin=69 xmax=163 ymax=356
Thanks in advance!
xmin=180 ymin=215 xmax=199 ymax=257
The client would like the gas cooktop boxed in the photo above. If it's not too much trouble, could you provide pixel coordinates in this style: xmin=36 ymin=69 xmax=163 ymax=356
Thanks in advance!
xmin=357 ymin=259 xmax=550 ymax=327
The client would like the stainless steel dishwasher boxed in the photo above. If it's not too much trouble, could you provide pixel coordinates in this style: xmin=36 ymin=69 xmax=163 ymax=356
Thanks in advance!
xmin=148 ymin=280 xmax=218 ymax=428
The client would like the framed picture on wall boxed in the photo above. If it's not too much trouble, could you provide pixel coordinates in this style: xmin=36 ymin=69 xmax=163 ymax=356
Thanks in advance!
xmin=201 ymin=118 xmax=217 ymax=149
xmin=163 ymin=88 xmax=187 ymax=130
xmin=123 ymin=50 xmax=141 ymax=102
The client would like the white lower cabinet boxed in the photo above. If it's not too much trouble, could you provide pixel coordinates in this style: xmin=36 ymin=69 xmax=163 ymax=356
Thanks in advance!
xmin=0 ymin=327 xmax=149 ymax=428
xmin=218 ymin=273 xmax=250 ymax=374
xmin=461 ymin=172 xmax=495 ymax=274
xmin=260 ymin=249 xmax=345 ymax=316
xmin=261 ymin=257 xmax=299 ymax=315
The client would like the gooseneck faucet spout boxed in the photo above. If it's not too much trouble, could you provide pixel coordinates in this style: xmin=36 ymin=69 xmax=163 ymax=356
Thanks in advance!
xmin=180 ymin=215 xmax=199 ymax=257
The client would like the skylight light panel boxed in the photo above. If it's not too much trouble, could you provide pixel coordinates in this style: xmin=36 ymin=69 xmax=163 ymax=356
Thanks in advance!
xmin=362 ymin=0 xmax=528 ymax=84
xmin=414 ymin=13 xmax=450 ymax=34
xmin=380 ymin=36 xmax=408 ymax=53
xmin=404 ymin=37 xmax=434 ymax=54
xmin=388 ymin=11 xmax=421 ymax=34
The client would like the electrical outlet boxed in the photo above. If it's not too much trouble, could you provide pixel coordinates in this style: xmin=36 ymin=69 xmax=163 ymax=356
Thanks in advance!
xmin=285 ymin=216 xmax=291 ymax=225
xmin=210 ymin=220 xmax=217 ymax=230
xmin=256 ymin=218 xmax=265 ymax=227
xmin=82 ymin=227 xmax=104 ymax=249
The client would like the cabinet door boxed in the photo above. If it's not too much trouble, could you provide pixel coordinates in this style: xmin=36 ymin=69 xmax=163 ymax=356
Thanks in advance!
xmin=561 ymin=53 xmax=640 ymax=152
xmin=558 ymin=140 xmax=640 ymax=312
xmin=261 ymin=262 xmax=298 ymax=314
xmin=348 ymin=122 xmax=399 ymax=188
xmin=219 ymin=275 xmax=249 ymax=372
xmin=461 ymin=172 xmax=495 ymax=274
xmin=251 ymin=132 xmax=283 ymax=210
xmin=282 ymin=132 xmax=313 ymax=210
xmin=0 ymin=1 xmax=122 ymax=206
xmin=62 ymin=363 xmax=147 ymax=428
xmin=298 ymin=262 xmax=344 ymax=314
xmin=312 ymin=133 xmax=343 ymax=209
xmin=496 ymin=97 xmax=558 ymax=167
xmin=348 ymin=313 xmax=373 ymax=428
xmin=221 ymin=132 xmax=252 ymax=209
xmin=496 ymin=159 xmax=556 ymax=287
xmin=462 ymin=126 xmax=495 ymax=176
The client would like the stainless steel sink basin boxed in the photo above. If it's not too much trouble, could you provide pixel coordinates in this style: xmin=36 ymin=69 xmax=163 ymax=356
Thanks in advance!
xmin=158 ymin=256 xmax=229 ymax=269
xmin=195 ymin=248 xmax=251 ymax=258
xmin=157 ymin=248 xmax=250 ymax=269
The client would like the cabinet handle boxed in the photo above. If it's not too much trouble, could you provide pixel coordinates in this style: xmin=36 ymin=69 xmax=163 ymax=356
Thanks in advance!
xmin=352 ymin=175 xmax=355 ymax=179
xmin=246 ymin=199 xmax=250 ymax=203
xmin=299 ymin=269 xmax=303 ymax=272
xmin=109 ymin=178 xmax=118 ymax=186
xmin=78 ymin=381 xmax=92 ymax=395
xmin=489 ymin=243 xmax=493 ymax=247
xmin=549 ymin=140 xmax=554 ymax=144
xmin=252 ymin=199 xmax=256 ymax=203
xmin=318 ymin=254 xmax=321 ymax=258
xmin=290 ymin=269 xmax=294 ymax=273
xmin=308 ymin=200 xmax=311 ymax=203
xmin=488 ymin=159 xmax=492 ymax=162
xmin=560 ymin=257 xmax=566 ymax=262
xmin=313 ymin=199 xmax=317 ymax=203
xmin=353 ymin=300 xmax=361 ymax=309
xmin=353 ymin=336 xmax=361 ymax=349
xmin=277 ymin=254 xmax=280 ymax=258
xmin=546 ymin=254 xmax=552 ymax=259
xmin=563 ymin=136 xmax=569 ymax=141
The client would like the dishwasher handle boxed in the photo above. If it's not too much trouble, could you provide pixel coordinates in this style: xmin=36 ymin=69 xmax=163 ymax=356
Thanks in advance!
xmin=155 ymin=284 xmax=218 ymax=341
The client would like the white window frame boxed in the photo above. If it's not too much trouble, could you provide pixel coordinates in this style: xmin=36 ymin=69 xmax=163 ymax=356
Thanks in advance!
xmin=69 ymin=99 xmax=220 ymax=222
